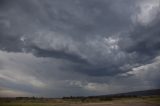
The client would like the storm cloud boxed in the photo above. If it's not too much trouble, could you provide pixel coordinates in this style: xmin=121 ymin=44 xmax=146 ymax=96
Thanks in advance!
xmin=0 ymin=0 xmax=160 ymax=97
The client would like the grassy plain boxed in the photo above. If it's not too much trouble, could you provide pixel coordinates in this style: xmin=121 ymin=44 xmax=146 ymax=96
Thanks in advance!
xmin=0 ymin=96 xmax=160 ymax=106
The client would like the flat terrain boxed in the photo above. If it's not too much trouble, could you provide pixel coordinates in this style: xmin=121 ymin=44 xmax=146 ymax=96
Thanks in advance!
xmin=0 ymin=96 xmax=160 ymax=106
xmin=71 ymin=103 xmax=159 ymax=106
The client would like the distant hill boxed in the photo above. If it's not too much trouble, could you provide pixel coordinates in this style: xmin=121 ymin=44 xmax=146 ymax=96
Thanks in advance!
xmin=63 ymin=89 xmax=160 ymax=99
xmin=89 ymin=89 xmax=160 ymax=99
xmin=109 ymin=89 xmax=160 ymax=97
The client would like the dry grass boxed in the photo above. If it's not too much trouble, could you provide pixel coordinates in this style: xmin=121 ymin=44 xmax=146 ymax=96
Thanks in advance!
xmin=0 ymin=96 xmax=160 ymax=106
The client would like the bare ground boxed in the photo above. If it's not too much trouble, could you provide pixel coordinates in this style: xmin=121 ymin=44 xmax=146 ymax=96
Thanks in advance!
xmin=70 ymin=103 xmax=160 ymax=106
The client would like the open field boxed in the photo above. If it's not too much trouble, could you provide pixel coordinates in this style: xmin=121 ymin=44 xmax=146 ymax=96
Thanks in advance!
xmin=0 ymin=96 xmax=160 ymax=106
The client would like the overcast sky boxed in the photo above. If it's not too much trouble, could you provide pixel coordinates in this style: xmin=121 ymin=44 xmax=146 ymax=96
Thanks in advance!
xmin=0 ymin=0 xmax=160 ymax=97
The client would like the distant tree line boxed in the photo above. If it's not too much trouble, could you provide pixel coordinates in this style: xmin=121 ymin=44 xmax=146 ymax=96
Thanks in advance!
xmin=62 ymin=94 xmax=139 ymax=102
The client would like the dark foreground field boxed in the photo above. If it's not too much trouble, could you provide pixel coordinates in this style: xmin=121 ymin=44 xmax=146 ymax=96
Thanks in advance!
xmin=0 ymin=96 xmax=160 ymax=106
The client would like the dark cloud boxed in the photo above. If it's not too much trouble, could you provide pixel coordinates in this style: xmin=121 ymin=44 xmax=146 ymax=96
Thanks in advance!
xmin=32 ymin=46 xmax=88 ymax=64
xmin=120 ymin=22 xmax=160 ymax=54
xmin=0 ymin=0 xmax=160 ymax=97
xmin=0 ymin=33 xmax=24 ymax=52
xmin=119 ymin=17 xmax=160 ymax=66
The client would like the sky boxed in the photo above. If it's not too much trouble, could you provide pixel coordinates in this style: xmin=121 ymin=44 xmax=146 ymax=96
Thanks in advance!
xmin=0 ymin=0 xmax=160 ymax=97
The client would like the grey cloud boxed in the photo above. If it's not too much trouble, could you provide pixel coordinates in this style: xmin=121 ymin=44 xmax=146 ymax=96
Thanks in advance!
xmin=0 ymin=0 xmax=134 ymax=76
xmin=119 ymin=18 xmax=160 ymax=67
xmin=0 ymin=0 xmax=159 ymax=76
xmin=32 ymin=46 xmax=89 ymax=64
xmin=0 ymin=0 xmax=160 ymax=97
